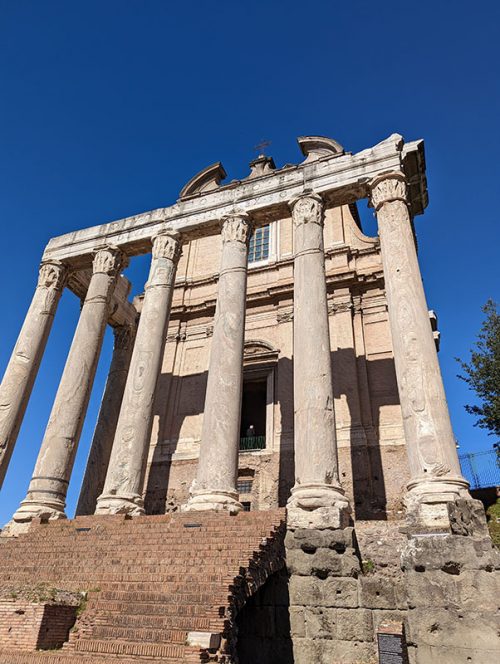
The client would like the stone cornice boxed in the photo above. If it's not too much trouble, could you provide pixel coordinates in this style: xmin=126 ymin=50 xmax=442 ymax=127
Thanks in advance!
xmin=42 ymin=134 xmax=426 ymax=266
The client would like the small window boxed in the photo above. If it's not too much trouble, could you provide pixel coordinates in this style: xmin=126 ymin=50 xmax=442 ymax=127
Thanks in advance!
xmin=241 ymin=502 xmax=251 ymax=512
xmin=248 ymin=225 xmax=270 ymax=263
xmin=237 ymin=480 xmax=253 ymax=494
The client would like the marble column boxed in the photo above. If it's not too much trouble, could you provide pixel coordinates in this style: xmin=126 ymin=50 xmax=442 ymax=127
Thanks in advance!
xmin=0 ymin=260 xmax=67 ymax=489
xmin=95 ymin=231 xmax=182 ymax=516
xmin=370 ymin=173 xmax=469 ymax=528
xmin=11 ymin=246 xmax=126 ymax=528
xmin=287 ymin=192 xmax=350 ymax=529
xmin=75 ymin=323 xmax=136 ymax=516
xmin=184 ymin=213 xmax=252 ymax=513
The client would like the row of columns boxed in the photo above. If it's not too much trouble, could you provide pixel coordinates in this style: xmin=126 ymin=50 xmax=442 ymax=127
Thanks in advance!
xmin=0 ymin=173 xmax=470 ymax=535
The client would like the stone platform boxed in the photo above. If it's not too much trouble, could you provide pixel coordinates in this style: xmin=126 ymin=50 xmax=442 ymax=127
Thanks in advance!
xmin=0 ymin=511 xmax=286 ymax=662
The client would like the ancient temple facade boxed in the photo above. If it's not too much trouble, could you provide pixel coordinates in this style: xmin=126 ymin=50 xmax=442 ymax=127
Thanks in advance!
xmin=0 ymin=135 xmax=498 ymax=664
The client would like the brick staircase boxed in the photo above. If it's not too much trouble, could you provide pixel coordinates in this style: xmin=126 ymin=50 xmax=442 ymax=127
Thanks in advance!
xmin=0 ymin=510 xmax=286 ymax=663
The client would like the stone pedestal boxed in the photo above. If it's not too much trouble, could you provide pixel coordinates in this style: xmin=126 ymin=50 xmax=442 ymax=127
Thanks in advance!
xmin=184 ymin=213 xmax=252 ymax=513
xmin=95 ymin=231 xmax=181 ymax=516
xmin=286 ymin=193 xmax=350 ymax=530
xmin=370 ymin=173 xmax=470 ymax=531
xmin=0 ymin=260 xmax=67 ymax=489
xmin=8 ymin=247 xmax=126 ymax=531
xmin=75 ymin=323 xmax=136 ymax=516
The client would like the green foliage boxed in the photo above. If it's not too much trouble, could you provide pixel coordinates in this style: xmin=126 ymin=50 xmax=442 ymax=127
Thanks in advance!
xmin=457 ymin=300 xmax=500 ymax=439
xmin=486 ymin=500 xmax=500 ymax=549
xmin=361 ymin=559 xmax=375 ymax=574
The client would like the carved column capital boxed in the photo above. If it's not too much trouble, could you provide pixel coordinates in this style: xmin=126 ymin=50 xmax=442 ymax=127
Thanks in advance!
xmin=37 ymin=260 xmax=68 ymax=291
xmin=369 ymin=172 xmax=408 ymax=211
xmin=289 ymin=191 xmax=324 ymax=227
xmin=92 ymin=246 xmax=128 ymax=276
xmin=220 ymin=212 xmax=252 ymax=245
xmin=151 ymin=231 xmax=182 ymax=262
xmin=113 ymin=324 xmax=135 ymax=351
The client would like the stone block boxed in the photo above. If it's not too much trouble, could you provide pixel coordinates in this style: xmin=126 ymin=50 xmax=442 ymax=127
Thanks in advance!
xmin=289 ymin=575 xmax=359 ymax=608
xmin=287 ymin=547 xmax=359 ymax=577
xmin=402 ymin=532 xmax=500 ymax=573
xmin=359 ymin=576 xmax=400 ymax=609
xmin=408 ymin=607 xmax=500 ymax=661
xmin=292 ymin=637 xmax=320 ymax=664
xmin=289 ymin=606 xmax=305 ymax=638
xmin=286 ymin=527 xmax=356 ymax=552
xmin=336 ymin=608 xmax=373 ymax=642
xmin=304 ymin=607 xmax=337 ymax=639
xmin=406 ymin=569 xmax=500 ymax=612
xmin=319 ymin=638 xmax=377 ymax=663
xmin=372 ymin=609 xmax=408 ymax=635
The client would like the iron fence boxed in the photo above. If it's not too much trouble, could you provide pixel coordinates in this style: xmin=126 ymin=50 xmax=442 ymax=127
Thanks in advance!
xmin=239 ymin=436 xmax=266 ymax=451
xmin=459 ymin=449 xmax=500 ymax=489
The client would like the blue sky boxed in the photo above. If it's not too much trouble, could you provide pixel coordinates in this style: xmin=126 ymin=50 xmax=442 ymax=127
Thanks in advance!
xmin=0 ymin=0 xmax=499 ymax=525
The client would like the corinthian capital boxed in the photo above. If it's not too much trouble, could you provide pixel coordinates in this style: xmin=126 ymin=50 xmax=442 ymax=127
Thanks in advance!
xmin=369 ymin=172 xmax=408 ymax=211
xmin=289 ymin=192 xmax=323 ymax=227
xmin=113 ymin=324 xmax=135 ymax=351
xmin=37 ymin=260 xmax=68 ymax=290
xmin=92 ymin=246 xmax=128 ymax=276
xmin=152 ymin=231 xmax=182 ymax=262
xmin=221 ymin=213 xmax=252 ymax=245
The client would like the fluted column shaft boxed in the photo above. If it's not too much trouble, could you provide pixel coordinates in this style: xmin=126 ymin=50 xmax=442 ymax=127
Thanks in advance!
xmin=95 ymin=231 xmax=181 ymax=516
xmin=0 ymin=261 xmax=67 ymax=488
xmin=370 ymin=173 xmax=469 ymax=526
xmin=12 ymin=246 xmax=126 ymax=525
xmin=75 ymin=323 xmax=136 ymax=516
xmin=184 ymin=213 xmax=252 ymax=513
xmin=287 ymin=193 xmax=350 ymax=530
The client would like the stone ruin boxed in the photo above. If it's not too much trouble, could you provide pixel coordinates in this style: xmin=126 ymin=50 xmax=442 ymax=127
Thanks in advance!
xmin=0 ymin=134 xmax=498 ymax=663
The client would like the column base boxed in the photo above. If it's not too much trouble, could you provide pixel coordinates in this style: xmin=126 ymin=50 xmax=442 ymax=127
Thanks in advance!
xmin=287 ymin=483 xmax=351 ymax=530
xmin=404 ymin=475 xmax=473 ymax=534
xmin=182 ymin=490 xmax=243 ymax=514
xmin=2 ymin=500 xmax=67 ymax=537
xmin=94 ymin=492 xmax=145 ymax=516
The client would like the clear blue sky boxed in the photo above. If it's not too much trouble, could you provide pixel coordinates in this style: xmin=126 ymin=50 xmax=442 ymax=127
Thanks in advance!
xmin=0 ymin=1 xmax=499 ymax=525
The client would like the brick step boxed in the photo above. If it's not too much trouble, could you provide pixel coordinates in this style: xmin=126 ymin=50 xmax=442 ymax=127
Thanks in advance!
xmin=73 ymin=638 xmax=184 ymax=658
xmin=85 ymin=600 xmax=210 ymax=616
xmin=0 ymin=653 xmax=183 ymax=664
xmin=95 ymin=590 xmax=228 ymax=604
xmin=89 ymin=612 xmax=212 ymax=630
xmin=87 ymin=625 xmax=186 ymax=644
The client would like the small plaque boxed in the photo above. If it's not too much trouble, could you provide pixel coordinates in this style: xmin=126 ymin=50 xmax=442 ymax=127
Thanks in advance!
xmin=377 ymin=621 xmax=409 ymax=664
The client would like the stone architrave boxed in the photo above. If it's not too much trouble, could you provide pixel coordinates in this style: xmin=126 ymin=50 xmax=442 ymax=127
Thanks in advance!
xmin=95 ymin=231 xmax=182 ymax=516
xmin=370 ymin=173 xmax=469 ymax=528
xmin=184 ymin=213 xmax=252 ymax=513
xmin=75 ymin=323 xmax=136 ymax=516
xmin=287 ymin=192 xmax=350 ymax=529
xmin=0 ymin=260 xmax=67 ymax=489
xmin=10 ymin=246 xmax=126 ymax=528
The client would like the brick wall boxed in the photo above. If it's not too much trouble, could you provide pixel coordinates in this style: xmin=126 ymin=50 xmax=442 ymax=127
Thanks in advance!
xmin=0 ymin=600 xmax=76 ymax=651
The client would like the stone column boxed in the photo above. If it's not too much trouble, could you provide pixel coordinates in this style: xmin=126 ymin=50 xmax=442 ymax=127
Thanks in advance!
xmin=287 ymin=192 xmax=350 ymax=529
xmin=184 ymin=213 xmax=252 ymax=513
xmin=11 ymin=246 xmax=126 ymax=528
xmin=75 ymin=323 xmax=136 ymax=516
xmin=0 ymin=260 xmax=67 ymax=489
xmin=95 ymin=231 xmax=182 ymax=516
xmin=370 ymin=173 xmax=469 ymax=528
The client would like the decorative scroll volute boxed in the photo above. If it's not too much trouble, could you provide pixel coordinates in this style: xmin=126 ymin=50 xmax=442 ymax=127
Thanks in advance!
xmin=37 ymin=260 xmax=68 ymax=290
xmin=92 ymin=246 xmax=128 ymax=276
xmin=152 ymin=231 xmax=182 ymax=263
xmin=289 ymin=192 xmax=324 ymax=227
xmin=221 ymin=213 xmax=252 ymax=245
xmin=370 ymin=172 xmax=408 ymax=211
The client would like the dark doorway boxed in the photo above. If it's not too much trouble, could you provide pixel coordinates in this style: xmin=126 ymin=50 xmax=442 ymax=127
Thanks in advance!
xmin=240 ymin=376 xmax=267 ymax=450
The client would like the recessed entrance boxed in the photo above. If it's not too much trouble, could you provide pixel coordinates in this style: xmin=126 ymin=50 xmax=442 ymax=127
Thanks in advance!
xmin=240 ymin=376 xmax=267 ymax=450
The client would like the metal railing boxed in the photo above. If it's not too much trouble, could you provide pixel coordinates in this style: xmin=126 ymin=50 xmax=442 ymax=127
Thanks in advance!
xmin=459 ymin=449 xmax=500 ymax=489
xmin=239 ymin=436 xmax=266 ymax=451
